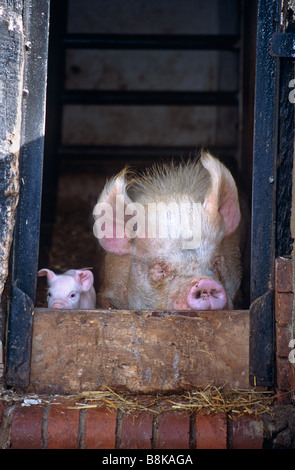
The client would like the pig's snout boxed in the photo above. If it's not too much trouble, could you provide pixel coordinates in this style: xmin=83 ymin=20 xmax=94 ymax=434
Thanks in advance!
xmin=48 ymin=299 xmax=71 ymax=308
xmin=51 ymin=301 xmax=68 ymax=309
xmin=187 ymin=279 xmax=228 ymax=310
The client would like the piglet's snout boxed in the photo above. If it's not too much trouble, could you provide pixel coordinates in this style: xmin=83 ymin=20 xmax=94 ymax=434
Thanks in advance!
xmin=51 ymin=301 xmax=67 ymax=309
xmin=187 ymin=279 xmax=228 ymax=310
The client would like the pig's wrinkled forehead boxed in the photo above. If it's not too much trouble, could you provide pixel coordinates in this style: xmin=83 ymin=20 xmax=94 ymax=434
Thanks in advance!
xmin=131 ymin=159 xmax=210 ymax=203
xmin=132 ymin=237 xmax=217 ymax=263
xmin=49 ymin=275 xmax=80 ymax=291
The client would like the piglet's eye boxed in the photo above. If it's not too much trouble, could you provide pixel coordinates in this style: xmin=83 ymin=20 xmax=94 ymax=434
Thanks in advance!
xmin=70 ymin=292 xmax=77 ymax=298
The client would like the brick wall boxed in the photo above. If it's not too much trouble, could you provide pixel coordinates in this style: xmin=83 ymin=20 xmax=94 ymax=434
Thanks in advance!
xmin=2 ymin=396 xmax=295 ymax=449
xmin=275 ymin=257 xmax=295 ymax=399
xmin=0 ymin=257 xmax=294 ymax=449
xmin=0 ymin=398 xmax=266 ymax=449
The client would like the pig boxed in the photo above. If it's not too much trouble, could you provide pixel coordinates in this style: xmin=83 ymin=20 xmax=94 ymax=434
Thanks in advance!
xmin=38 ymin=268 xmax=96 ymax=309
xmin=93 ymin=151 xmax=243 ymax=310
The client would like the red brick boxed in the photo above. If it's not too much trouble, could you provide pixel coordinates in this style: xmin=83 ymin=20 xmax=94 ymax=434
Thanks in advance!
xmin=276 ymin=390 xmax=293 ymax=404
xmin=196 ymin=413 xmax=227 ymax=449
xmin=48 ymin=404 xmax=80 ymax=449
xmin=84 ymin=407 xmax=116 ymax=449
xmin=157 ymin=411 xmax=190 ymax=449
xmin=0 ymin=401 xmax=5 ymax=426
xmin=10 ymin=404 xmax=44 ymax=449
xmin=120 ymin=411 xmax=153 ymax=449
xmin=276 ymin=357 xmax=295 ymax=391
xmin=275 ymin=293 xmax=293 ymax=325
xmin=275 ymin=258 xmax=293 ymax=293
xmin=276 ymin=324 xmax=293 ymax=357
xmin=230 ymin=414 xmax=263 ymax=449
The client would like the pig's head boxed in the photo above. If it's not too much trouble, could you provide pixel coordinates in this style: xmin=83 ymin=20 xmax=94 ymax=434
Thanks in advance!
xmin=38 ymin=268 xmax=94 ymax=309
xmin=94 ymin=152 xmax=242 ymax=310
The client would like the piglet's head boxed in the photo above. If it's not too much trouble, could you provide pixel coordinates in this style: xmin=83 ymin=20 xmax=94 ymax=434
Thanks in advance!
xmin=38 ymin=268 xmax=94 ymax=309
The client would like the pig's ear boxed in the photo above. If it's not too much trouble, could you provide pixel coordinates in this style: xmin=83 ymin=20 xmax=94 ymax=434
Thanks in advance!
xmin=93 ymin=168 xmax=133 ymax=255
xmin=75 ymin=270 xmax=94 ymax=291
xmin=201 ymin=152 xmax=240 ymax=237
xmin=37 ymin=269 xmax=56 ymax=282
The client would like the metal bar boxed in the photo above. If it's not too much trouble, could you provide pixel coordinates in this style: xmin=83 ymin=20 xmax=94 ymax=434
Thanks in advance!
xmin=61 ymin=90 xmax=238 ymax=106
xmin=57 ymin=145 xmax=237 ymax=174
xmin=63 ymin=33 xmax=240 ymax=50
xmin=6 ymin=0 xmax=50 ymax=388
xmin=59 ymin=144 xmax=237 ymax=159
xmin=249 ymin=0 xmax=280 ymax=387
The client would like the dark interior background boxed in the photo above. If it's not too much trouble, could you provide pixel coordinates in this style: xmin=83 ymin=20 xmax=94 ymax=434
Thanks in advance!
xmin=37 ymin=0 xmax=257 ymax=307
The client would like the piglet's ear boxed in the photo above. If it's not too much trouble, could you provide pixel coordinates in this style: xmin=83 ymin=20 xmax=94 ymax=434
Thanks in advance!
xmin=201 ymin=151 xmax=240 ymax=237
xmin=38 ymin=269 xmax=56 ymax=282
xmin=93 ymin=168 xmax=134 ymax=255
xmin=75 ymin=270 xmax=94 ymax=292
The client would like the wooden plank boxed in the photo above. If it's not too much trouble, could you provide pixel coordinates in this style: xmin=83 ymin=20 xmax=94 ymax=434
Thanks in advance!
xmin=29 ymin=309 xmax=250 ymax=394
xmin=0 ymin=1 xmax=24 ymax=338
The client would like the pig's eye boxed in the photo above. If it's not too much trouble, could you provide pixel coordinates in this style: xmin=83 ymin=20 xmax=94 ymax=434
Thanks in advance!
xmin=47 ymin=291 xmax=52 ymax=298
xmin=70 ymin=292 xmax=77 ymax=299
xmin=150 ymin=262 xmax=173 ymax=285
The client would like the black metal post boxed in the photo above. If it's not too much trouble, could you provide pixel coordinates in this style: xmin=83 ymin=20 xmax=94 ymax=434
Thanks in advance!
xmin=249 ymin=0 xmax=280 ymax=387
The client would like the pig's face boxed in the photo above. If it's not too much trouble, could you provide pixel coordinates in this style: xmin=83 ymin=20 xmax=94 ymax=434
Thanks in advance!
xmin=94 ymin=152 xmax=242 ymax=310
xmin=38 ymin=268 xmax=95 ymax=309
xmin=47 ymin=276 xmax=83 ymax=309
xmin=126 ymin=235 xmax=232 ymax=310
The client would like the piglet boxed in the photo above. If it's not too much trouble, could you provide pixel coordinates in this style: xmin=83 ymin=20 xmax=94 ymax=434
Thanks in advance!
xmin=38 ymin=268 xmax=96 ymax=309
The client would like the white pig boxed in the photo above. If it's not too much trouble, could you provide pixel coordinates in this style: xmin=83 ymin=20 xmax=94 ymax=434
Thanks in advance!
xmin=93 ymin=151 xmax=243 ymax=310
xmin=38 ymin=268 xmax=96 ymax=309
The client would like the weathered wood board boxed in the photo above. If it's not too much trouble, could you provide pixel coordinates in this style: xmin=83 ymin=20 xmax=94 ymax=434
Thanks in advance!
xmin=0 ymin=1 xmax=24 ymax=341
xmin=29 ymin=309 xmax=249 ymax=394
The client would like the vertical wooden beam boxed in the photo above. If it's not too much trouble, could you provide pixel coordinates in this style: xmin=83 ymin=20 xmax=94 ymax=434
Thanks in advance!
xmin=0 ymin=1 xmax=24 ymax=342
xmin=6 ymin=0 xmax=50 ymax=388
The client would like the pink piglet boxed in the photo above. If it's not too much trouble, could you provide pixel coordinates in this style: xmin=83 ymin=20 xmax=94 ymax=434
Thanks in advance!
xmin=38 ymin=268 xmax=96 ymax=309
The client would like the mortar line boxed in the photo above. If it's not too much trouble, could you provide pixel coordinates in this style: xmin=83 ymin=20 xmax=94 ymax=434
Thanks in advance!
xmin=41 ymin=403 xmax=50 ymax=449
